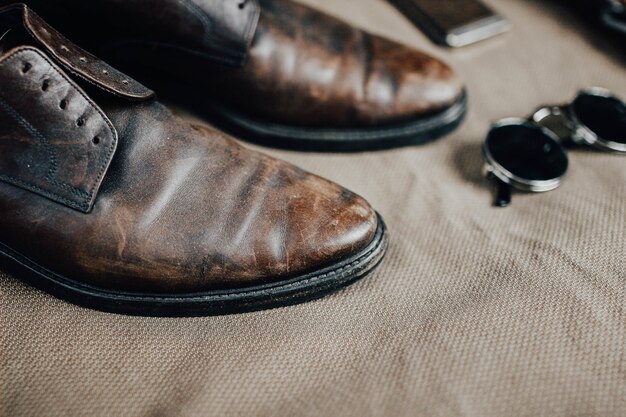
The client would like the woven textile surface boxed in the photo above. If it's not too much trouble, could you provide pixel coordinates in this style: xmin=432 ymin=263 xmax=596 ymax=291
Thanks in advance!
xmin=1 ymin=0 xmax=625 ymax=416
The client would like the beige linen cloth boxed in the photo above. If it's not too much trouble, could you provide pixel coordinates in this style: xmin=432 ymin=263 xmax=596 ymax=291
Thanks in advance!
xmin=1 ymin=0 xmax=625 ymax=416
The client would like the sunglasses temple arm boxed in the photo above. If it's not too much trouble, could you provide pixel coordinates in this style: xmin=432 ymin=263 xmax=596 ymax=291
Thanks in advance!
xmin=494 ymin=178 xmax=512 ymax=207
xmin=485 ymin=169 xmax=512 ymax=207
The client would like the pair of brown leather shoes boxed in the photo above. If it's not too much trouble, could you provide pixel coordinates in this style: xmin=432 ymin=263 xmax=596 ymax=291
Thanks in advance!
xmin=0 ymin=1 xmax=463 ymax=316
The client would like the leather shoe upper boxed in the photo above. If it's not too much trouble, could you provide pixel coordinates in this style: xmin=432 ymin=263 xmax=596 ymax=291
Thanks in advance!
xmin=0 ymin=4 xmax=380 ymax=293
xmin=6 ymin=0 xmax=464 ymax=128
xmin=209 ymin=0 xmax=463 ymax=127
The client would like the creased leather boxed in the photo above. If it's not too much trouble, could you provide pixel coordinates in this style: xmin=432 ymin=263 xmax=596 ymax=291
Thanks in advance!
xmin=0 ymin=46 xmax=117 ymax=212
xmin=207 ymin=0 xmax=464 ymax=126
xmin=0 ymin=6 xmax=380 ymax=293
xmin=5 ymin=0 xmax=463 ymax=127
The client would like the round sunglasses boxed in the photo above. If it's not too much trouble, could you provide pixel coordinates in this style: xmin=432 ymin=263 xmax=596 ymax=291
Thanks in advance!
xmin=483 ymin=88 xmax=626 ymax=207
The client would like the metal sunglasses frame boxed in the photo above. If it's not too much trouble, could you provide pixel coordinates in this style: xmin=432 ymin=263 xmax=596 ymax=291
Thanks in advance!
xmin=483 ymin=88 xmax=626 ymax=207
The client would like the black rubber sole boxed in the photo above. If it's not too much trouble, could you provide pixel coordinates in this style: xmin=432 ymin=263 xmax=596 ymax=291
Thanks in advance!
xmin=0 ymin=215 xmax=388 ymax=317
xmin=159 ymin=82 xmax=467 ymax=152
xmin=207 ymin=92 xmax=467 ymax=152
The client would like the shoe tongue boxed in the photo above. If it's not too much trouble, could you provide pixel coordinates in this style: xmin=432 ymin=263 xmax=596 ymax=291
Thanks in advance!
xmin=3 ymin=3 xmax=155 ymax=101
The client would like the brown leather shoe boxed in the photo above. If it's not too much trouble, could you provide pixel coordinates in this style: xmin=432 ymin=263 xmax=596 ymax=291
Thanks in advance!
xmin=0 ymin=4 xmax=388 ymax=316
xmin=7 ymin=0 xmax=466 ymax=151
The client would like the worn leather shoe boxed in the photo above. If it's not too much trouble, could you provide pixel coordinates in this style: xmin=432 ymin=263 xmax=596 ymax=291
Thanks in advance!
xmin=7 ymin=0 xmax=466 ymax=151
xmin=0 ymin=4 xmax=388 ymax=316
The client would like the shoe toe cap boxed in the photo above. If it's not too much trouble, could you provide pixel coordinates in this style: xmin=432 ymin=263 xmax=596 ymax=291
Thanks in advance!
xmin=360 ymin=35 xmax=464 ymax=124
xmin=187 ymin=155 xmax=382 ymax=291
xmin=261 ymin=165 xmax=380 ymax=279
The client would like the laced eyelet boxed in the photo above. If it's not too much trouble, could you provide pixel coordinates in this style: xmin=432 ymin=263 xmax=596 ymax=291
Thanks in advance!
xmin=76 ymin=118 xmax=85 ymax=127
xmin=59 ymin=99 xmax=68 ymax=109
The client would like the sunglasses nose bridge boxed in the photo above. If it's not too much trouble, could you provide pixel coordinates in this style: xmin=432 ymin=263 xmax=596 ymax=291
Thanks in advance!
xmin=530 ymin=105 xmax=578 ymax=144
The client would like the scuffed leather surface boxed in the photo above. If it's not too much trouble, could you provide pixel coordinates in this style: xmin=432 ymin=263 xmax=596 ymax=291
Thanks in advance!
xmin=214 ymin=0 xmax=462 ymax=127
xmin=215 ymin=0 xmax=463 ymax=126
xmin=0 ymin=7 xmax=378 ymax=293
xmin=0 ymin=97 xmax=378 ymax=292
xmin=0 ymin=47 xmax=116 ymax=212
xmin=1 ymin=1 xmax=626 ymax=416
xmin=5 ymin=0 xmax=463 ymax=127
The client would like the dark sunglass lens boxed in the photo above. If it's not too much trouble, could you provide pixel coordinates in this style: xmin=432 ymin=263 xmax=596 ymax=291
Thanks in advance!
xmin=486 ymin=124 xmax=568 ymax=181
xmin=573 ymin=93 xmax=626 ymax=144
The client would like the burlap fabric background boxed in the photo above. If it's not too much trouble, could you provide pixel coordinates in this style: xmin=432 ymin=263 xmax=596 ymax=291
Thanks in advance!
xmin=1 ymin=0 xmax=625 ymax=416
